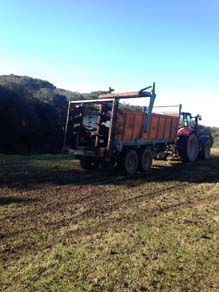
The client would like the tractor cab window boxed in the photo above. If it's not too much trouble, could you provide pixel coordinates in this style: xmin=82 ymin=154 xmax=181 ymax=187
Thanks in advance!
xmin=185 ymin=115 xmax=192 ymax=127
xmin=179 ymin=113 xmax=192 ymax=128
xmin=191 ymin=118 xmax=196 ymax=128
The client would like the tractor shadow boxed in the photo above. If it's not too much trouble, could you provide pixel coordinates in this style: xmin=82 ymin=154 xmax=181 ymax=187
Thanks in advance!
xmin=0 ymin=154 xmax=219 ymax=189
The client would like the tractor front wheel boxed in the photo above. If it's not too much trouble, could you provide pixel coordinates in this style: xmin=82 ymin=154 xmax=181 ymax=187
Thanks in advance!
xmin=199 ymin=139 xmax=211 ymax=159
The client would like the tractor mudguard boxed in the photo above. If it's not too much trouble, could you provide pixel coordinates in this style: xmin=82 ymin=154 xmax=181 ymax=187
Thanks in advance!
xmin=177 ymin=127 xmax=193 ymax=137
xmin=198 ymin=134 xmax=214 ymax=147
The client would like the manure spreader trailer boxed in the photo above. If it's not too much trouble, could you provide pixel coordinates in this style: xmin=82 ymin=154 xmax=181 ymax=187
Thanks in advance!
xmin=63 ymin=83 xmax=213 ymax=174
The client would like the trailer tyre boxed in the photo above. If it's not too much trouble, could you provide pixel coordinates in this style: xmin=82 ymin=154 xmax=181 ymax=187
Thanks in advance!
xmin=178 ymin=133 xmax=198 ymax=162
xmin=199 ymin=139 xmax=211 ymax=159
xmin=80 ymin=158 xmax=99 ymax=170
xmin=139 ymin=149 xmax=152 ymax=172
xmin=122 ymin=149 xmax=138 ymax=175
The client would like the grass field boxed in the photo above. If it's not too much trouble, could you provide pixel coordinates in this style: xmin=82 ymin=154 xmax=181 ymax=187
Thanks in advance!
xmin=1 ymin=149 xmax=219 ymax=291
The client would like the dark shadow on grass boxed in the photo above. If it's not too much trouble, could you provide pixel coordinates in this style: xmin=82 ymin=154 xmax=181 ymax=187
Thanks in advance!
xmin=0 ymin=196 xmax=39 ymax=206
xmin=0 ymin=154 xmax=219 ymax=188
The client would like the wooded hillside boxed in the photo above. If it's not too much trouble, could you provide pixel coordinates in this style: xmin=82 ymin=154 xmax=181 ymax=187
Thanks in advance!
xmin=0 ymin=75 xmax=82 ymax=153
xmin=0 ymin=74 xmax=218 ymax=154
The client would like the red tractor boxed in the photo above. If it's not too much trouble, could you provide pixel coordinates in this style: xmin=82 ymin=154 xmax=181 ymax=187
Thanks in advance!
xmin=177 ymin=112 xmax=213 ymax=162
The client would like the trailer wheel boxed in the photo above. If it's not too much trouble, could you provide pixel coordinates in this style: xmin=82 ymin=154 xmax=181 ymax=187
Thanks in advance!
xmin=139 ymin=149 xmax=152 ymax=172
xmin=80 ymin=158 xmax=99 ymax=170
xmin=122 ymin=149 xmax=138 ymax=175
xmin=199 ymin=139 xmax=211 ymax=159
xmin=178 ymin=133 xmax=198 ymax=162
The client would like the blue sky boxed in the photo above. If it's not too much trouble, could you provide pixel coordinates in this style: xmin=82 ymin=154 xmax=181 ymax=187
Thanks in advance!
xmin=0 ymin=0 xmax=219 ymax=126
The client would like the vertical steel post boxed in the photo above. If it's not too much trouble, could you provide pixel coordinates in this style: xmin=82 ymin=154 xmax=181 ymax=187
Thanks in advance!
xmin=107 ymin=98 xmax=119 ymax=154
xmin=63 ymin=101 xmax=71 ymax=149
xmin=95 ymin=103 xmax=103 ymax=148
xmin=141 ymin=82 xmax=156 ymax=137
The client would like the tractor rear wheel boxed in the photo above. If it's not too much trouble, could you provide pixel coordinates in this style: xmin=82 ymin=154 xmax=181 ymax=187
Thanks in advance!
xmin=122 ymin=149 xmax=138 ymax=175
xmin=139 ymin=149 xmax=152 ymax=172
xmin=199 ymin=139 xmax=211 ymax=159
xmin=178 ymin=133 xmax=198 ymax=162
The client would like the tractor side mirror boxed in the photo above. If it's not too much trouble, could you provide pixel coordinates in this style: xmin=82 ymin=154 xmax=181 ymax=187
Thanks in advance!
xmin=198 ymin=115 xmax=202 ymax=121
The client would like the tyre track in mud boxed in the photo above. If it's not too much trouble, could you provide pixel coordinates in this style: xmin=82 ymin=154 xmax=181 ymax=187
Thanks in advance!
xmin=2 ymin=188 xmax=219 ymax=262
xmin=1 ymin=157 xmax=218 ymax=228
xmin=1 ymin=156 xmax=219 ymax=261
xmin=1 ymin=173 xmax=217 ymax=244
xmin=0 ymin=182 xmax=194 ymax=252
xmin=1 ymin=182 xmax=183 ymax=239
xmin=64 ymin=188 xmax=219 ymax=239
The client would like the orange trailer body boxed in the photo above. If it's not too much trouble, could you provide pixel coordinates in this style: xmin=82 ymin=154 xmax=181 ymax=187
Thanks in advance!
xmin=115 ymin=108 xmax=179 ymax=142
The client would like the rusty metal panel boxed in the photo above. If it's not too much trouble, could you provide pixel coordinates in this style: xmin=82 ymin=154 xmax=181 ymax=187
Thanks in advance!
xmin=157 ymin=116 xmax=166 ymax=139
xmin=133 ymin=114 xmax=144 ymax=139
xmin=123 ymin=113 xmax=135 ymax=140
xmin=115 ymin=109 xmax=146 ymax=140
xmin=115 ymin=110 xmax=125 ymax=140
xmin=115 ymin=109 xmax=179 ymax=142
xmin=148 ymin=115 xmax=159 ymax=139
xmin=164 ymin=118 xmax=171 ymax=139
xmin=99 ymin=91 xmax=141 ymax=99
xmin=170 ymin=117 xmax=179 ymax=138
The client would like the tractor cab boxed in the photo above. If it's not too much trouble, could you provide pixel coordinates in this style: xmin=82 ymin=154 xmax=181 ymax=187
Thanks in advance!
xmin=179 ymin=112 xmax=201 ymax=133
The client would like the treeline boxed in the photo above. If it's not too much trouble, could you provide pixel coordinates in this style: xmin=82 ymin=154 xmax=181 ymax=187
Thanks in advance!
xmin=210 ymin=127 xmax=219 ymax=147
xmin=0 ymin=74 xmax=218 ymax=154
xmin=0 ymin=75 xmax=82 ymax=154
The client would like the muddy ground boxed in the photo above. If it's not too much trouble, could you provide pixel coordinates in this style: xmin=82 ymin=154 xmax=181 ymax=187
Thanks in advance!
xmin=1 ymin=150 xmax=219 ymax=291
